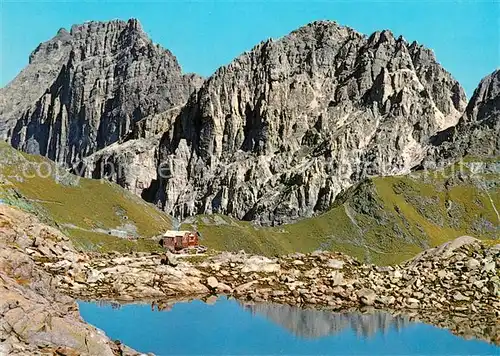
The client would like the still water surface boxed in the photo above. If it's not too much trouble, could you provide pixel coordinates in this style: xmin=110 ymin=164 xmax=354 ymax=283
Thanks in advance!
xmin=78 ymin=298 xmax=498 ymax=355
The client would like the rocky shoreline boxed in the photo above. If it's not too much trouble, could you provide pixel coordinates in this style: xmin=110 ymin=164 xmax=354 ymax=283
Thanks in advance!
xmin=1 ymin=205 xmax=499 ymax=355
xmin=63 ymin=240 xmax=500 ymax=345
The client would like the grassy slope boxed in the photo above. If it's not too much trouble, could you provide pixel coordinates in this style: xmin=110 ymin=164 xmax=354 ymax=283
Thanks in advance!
xmin=1 ymin=142 xmax=497 ymax=264
xmin=0 ymin=142 xmax=171 ymax=252
xmin=184 ymin=160 xmax=499 ymax=265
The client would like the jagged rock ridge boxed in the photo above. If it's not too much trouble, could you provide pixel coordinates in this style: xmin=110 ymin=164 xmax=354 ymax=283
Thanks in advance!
xmin=3 ymin=19 xmax=496 ymax=228
xmin=425 ymin=69 xmax=500 ymax=167
xmin=154 ymin=21 xmax=467 ymax=225
xmin=0 ymin=19 xmax=202 ymax=165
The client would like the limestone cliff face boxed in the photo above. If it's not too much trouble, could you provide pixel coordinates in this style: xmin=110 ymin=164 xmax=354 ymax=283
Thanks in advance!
xmin=154 ymin=21 xmax=467 ymax=224
xmin=426 ymin=69 xmax=500 ymax=167
xmin=1 ymin=19 xmax=201 ymax=165
xmin=4 ymin=18 xmax=492 ymax=227
xmin=76 ymin=108 xmax=183 ymax=199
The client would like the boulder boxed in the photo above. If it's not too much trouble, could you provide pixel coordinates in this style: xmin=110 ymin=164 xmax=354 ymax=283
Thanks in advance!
xmin=327 ymin=259 xmax=344 ymax=269
xmin=453 ymin=292 xmax=470 ymax=302
xmin=207 ymin=276 xmax=219 ymax=290
xmin=240 ymin=256 xmax=280 ymax=273
xmin=357 ymin=288 xmax=376 ymax=306
xmin=216 ymin=283 xmax=233 ymax=293
xmin=466 ymin=258 xmax=480 ymax=270
xmin=160 ymin=251 xmax=179 ymax=267
xmin=86 ymin=269 xmax=104 ymax=284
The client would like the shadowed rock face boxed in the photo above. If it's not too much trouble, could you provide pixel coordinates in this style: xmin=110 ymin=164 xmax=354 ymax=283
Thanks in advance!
xmin=426 ymin=69 xmax=500 ymax=167
xmin=242 ymin=302 xmax=410 ymax=339
xmin=154 ymin=21 xmax=466 ymax=224
xmin=76 ymin=108 xmax=183 ymax=198
xmin=1 ymin=19 xmax=202 ymax=166
xmin=4 ymin=19 xmax=495 ymax=228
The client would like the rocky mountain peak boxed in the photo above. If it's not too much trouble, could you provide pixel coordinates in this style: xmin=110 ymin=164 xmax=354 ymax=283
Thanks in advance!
xmin=28 ymin=27 xmax=72 ymax=65
xmin=288 ymin=20 xmax=361 ymax=40
xmin=1 ymin=18 xmax=202 ymax=164
xmin=28 ymin=19 xmax=149 ymax=64
xmin=68 ymin=18 xmax=142 ymax=37
xmin=153 ymin=21 xmax=467 ymax=224
xmin=466 ymin=69 xmax=500 ymax=124
xmin=425 ymin=69 xmax=500 ymax=166
xmin=2 ymin=18 xmax=493 ymax=228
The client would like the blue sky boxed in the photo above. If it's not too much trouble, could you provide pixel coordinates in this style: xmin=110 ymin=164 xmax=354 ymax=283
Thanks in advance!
xmin=1 ymin=1 xmax=498 ymax=96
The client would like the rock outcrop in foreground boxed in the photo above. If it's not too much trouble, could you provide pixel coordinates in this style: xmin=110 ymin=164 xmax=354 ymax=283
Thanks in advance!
xmin=155 ymin=21 xmax=467 ymax=224
xmin=0 ymin=206 xmax=141 ymax=355
xmin=1 ymin=204 xmax=497 ymax=353
xmin=0 ymin=19 xmax=202 ymax=166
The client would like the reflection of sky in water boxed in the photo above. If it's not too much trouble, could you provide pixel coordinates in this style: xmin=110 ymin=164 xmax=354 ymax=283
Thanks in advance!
xmin=79 ymin=298 xmax=499 ymax=355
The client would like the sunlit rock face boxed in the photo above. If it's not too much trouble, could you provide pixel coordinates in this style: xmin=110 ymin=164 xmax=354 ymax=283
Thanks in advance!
xmin=425 ymin=69 xmax=500 ymax=168
xmin=1 ymin=19 xmax=202 ymax=166
xmin=76 ymin=108 xmax=184 ymax=199
xmin=154 ymin=21 xmax=466 ymax=225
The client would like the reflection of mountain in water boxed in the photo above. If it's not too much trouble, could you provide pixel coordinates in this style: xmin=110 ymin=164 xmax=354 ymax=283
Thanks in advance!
xmin=241 ymin=302 xmax=411 ymax=339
